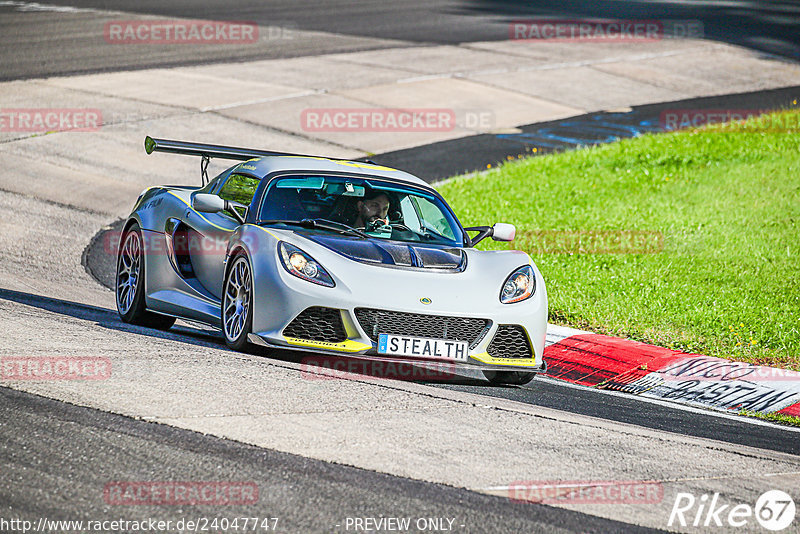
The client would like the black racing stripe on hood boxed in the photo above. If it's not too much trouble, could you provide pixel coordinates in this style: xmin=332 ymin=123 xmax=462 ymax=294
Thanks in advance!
xmin=304 ymin=234 xmax=465 ymax=270
xmin=414 ymin=247 xmax=463 ymax=269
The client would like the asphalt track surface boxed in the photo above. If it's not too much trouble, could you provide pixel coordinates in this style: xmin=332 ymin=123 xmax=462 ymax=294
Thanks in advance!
xmin=2 ymin=0 xmax=800 ymax=79
xmin=1 ymin=386 xmax=660 ymax=534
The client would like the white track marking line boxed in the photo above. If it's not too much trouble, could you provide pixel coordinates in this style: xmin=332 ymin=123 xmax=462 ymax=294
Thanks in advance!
xmin=199 ymin=90 xmax=323 ymax=112
xmin=0 ymin=1 xmax=104 ymax=13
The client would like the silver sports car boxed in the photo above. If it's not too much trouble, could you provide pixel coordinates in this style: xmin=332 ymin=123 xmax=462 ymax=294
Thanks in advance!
xmin=116 ymin=137 xmax=547 ymax=384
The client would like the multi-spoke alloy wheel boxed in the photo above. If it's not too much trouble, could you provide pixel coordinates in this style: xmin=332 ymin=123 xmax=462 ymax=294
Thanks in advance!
xmin=223 ymin=255 xmax=253 ymax=350
xmin=117 ymin=230 xmax=141 ymax=315
xmin=115 ymin=223 xmax=175 ymax=329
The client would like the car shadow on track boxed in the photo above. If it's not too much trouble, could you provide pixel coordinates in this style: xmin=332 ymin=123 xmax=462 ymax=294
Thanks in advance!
xmin=0 ymin=287 xmax=492 ymax=386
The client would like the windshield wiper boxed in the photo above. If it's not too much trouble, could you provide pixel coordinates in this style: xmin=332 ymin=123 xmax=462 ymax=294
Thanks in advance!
xmin=259 ymin=218 xmax=369 ymax=238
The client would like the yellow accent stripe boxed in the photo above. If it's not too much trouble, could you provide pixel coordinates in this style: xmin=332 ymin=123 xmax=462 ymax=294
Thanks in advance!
xmin=245 ymin=223 xmax=279 ymax=239
xmin=333 ymin=160 xmax=396 ymax=172
xmin=165 ymin=190 xmax=231 ymax=232
xmin=277 ymin=155 xmax=396 ymax=172
xmin=470 ymin=351 xmax=536 ymax=367
xmin=283 ymin=336 xmax=372 ymax=353
xmin=139 ymin=185 xmax=160 ymax=196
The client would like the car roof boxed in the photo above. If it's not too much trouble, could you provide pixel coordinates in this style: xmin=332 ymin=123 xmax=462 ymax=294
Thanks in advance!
xmin=234 ymin=155 xmax=431 ymax=189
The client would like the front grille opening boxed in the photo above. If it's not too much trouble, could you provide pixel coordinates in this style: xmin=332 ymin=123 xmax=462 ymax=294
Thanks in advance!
xmin=354 ymin=308 xmax=490 ymax=349
xmin=487 ymin=325 xmax=533 ymax=359
xmin=283 ymin=307 xmax=347 ymax=343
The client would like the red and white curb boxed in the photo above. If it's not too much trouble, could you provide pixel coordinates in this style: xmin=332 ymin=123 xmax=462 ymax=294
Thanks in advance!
xmin=544 ymin=325 xmax=800 ymax=417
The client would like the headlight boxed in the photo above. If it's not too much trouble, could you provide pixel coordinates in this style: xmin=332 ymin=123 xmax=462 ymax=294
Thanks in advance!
xmin=500 ymin=265 xmax=535 ymax=303
xmin=279 ymin=242 xmax=335 ymax=287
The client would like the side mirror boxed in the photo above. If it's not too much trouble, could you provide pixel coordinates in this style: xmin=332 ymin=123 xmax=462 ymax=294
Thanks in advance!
xmin=192 ymin=193 xmax=225 ymax=213
xmin=464 ymin=223 xmax=516 ymax=246
xmin=192 ymin=193 xmax=245 ymax=224
xmin=491 ymin=223 xmax=516 ymax=242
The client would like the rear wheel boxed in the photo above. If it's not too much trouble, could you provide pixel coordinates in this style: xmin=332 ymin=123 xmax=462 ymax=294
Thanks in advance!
xmin=116 ymin=223 xmax=176 ymax=330
xmin=222 ymin=254 xmax=254 ymax=351
xmin=483 ymin=370 xmax=536 ymax=386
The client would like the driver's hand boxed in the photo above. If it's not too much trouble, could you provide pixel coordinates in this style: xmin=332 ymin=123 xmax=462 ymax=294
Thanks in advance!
xmin=366 ymin=218 xmax=391 ymax=231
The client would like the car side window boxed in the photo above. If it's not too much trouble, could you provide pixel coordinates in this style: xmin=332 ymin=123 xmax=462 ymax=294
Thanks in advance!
xmin=198 ymin=169 xmax=229 ymax=194
xmin=218 ymin=173 xmax=261 ymax=206
xmin=398 ymin=196 xmax=422 ymax=233
xmin=412 ymin=196 xmax=456 ymax=240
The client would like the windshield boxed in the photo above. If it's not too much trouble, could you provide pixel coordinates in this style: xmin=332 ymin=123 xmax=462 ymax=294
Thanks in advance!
xmin=258 ymin=175 xmax=465 ymax=246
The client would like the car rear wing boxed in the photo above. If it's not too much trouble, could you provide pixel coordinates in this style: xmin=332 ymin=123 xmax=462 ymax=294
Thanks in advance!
xmin=144 ymin=136 xmax=316 ymax=161
xmin=144 ymin=136 xmax=319 ymax=185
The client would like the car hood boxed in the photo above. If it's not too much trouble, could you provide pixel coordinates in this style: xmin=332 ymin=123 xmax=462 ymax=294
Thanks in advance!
xmin=303 ymin=233 xmax=466 ymax=271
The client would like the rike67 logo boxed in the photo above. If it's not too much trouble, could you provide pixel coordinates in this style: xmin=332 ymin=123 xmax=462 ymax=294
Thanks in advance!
xmin=669 ymin=490 xmax=795 ymax=531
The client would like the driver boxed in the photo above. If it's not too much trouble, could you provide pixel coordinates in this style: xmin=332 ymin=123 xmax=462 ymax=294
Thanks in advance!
xmin=352 ymin=191 xmax=390 ymax=229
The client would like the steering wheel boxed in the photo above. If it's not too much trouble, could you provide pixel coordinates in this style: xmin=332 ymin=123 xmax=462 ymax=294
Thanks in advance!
xmin=389 ymin=221 xmax=413 ymax=232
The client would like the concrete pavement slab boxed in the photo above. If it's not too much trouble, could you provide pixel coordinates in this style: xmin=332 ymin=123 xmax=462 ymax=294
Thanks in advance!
xmin=464 ymin=39 xmax=719 ymax=63
xmin=44 ymin=69 xmax=307 ymax=111
xmin=181 ymin=55 xmax=411 ymax=91
xmin=327 ymin=44 xmax=545 ymax=75
xmin=338 ymin=77 xmax=582 ymax=132
xmin=218 ymin=91 xmax=485 ymax=155
xmin=0 ymin=80 xmax=179 ymax=143
xmin=589 ymin=62 xmax=722 ymax=97
xmin=467 ymin=66 xmax=686 ymax=112
xmin=595 ymin=46 xmax=800 ymax=94
xmin=0 ymin=150 xmax=143 ymax=217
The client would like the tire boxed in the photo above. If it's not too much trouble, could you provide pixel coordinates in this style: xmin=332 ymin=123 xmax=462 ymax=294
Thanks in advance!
xmin=483 ymin=370 xmax=536 ymax=386
xmin=222 ymin=254 xmax=254 ymax=351
xmin=116 ymin=223 xmax=176 ymax=330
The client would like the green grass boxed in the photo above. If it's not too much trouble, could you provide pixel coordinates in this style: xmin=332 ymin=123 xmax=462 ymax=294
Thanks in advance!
xmin=739 ymin=409 xmax=800 ymax=428
xmin=439 ymin=110 xmax=800 ymax=370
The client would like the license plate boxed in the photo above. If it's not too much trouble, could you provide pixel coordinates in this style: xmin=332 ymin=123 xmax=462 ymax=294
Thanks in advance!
xmin=377 ymin=334 xmax=468 ymax=362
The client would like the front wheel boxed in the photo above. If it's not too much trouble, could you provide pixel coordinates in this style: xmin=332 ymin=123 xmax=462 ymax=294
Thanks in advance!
xmin=116 ymin=223 xmax=175 ymax=330
xmin=222 ymin=254 xmax=254 ymax=351
xmin=483 ymin=370 xmax=536 ymax=386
